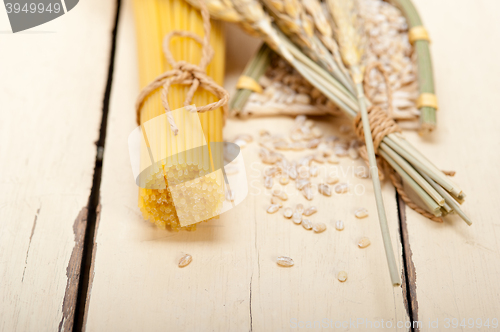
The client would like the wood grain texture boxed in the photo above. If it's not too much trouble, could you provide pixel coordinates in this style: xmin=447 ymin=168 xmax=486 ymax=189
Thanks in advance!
xmin=400 ymin=0 xmax=500 ymax=329
xmin=0 ymin=1 xmax=115 ymax=331
xmin=84 ymin=1 xmax=408 ymax=330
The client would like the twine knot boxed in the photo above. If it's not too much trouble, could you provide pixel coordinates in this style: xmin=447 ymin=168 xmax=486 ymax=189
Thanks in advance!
xmin=135 ymin=0 xmax=229 ymax=135
xmin=353 ymin=106 xmax=401 ymax=153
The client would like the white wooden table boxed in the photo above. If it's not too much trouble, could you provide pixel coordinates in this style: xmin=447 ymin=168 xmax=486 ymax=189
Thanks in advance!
xmin=1 ymin=0 xmax=499 ymax=331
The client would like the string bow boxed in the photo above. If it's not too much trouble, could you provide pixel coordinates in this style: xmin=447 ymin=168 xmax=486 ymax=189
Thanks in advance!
xmin=135 ymin=0 xmax=229 ymax=135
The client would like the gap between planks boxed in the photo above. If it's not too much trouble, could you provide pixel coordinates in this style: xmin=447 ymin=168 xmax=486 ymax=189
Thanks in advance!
xmin=397 ymin=192 xmax=419 ymax=332
xmin=72 ymin=0 xmax=122 ymax=331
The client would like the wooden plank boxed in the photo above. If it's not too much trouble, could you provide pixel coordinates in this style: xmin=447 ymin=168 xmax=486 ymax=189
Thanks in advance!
xmin=400 ymin=0 xmax=500 ymax=329
xmin=228 ymin=117 xmax=409 ymax=332
xmin=0 ymin=2 xmax=115 ymax=331
xmin=84 ymin=0 xmax=409 ymax=330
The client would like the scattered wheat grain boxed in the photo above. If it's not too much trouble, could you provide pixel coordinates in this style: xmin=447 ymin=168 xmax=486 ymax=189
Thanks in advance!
xmin=313 ymin=222 xmax=327 ymax=233
xmin=355 ymin=208 xmax=368 ymax=218
xmin=335 ymin=220 xmax=344 ymax=231
xmin=277 ymin=256 xmax=294 ymax=267
xmin=358 ymin=237 xmax=371 ymax=248
xmin=178 ymin=254 xmax=192 ymax=268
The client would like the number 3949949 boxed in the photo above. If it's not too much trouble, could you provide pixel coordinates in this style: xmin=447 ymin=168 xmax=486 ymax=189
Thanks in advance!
xmin=5 ymin=2 xmax=62 ymax=14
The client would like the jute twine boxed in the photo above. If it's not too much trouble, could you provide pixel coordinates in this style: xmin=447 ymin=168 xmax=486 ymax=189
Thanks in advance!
xmin=135 ymin=0 xmax=229 ymax=135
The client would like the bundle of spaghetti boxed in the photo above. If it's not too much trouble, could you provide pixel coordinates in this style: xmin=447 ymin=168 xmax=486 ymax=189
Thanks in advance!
xmin=133 ymin=0 xmax=225 ymax=231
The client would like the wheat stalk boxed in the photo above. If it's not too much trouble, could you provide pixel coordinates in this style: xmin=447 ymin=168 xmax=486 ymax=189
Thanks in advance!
xmin=327 ymin=0 xmax=401 ymax=286
xmin=301 ymin=0 xmax=352 ymax=87
xmin=261 ymin=0 xmax=354 ymax=93
xmin=327 ymin=0 xmax=363 ymax=67
xmin=263 ymin=0 xmax=314 ymax=48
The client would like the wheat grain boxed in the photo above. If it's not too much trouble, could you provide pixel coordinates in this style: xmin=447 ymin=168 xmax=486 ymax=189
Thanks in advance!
xmin=334 ymin=183 xmax=349 ymax=194
xmin=272 ymin=189 xmax=289 ymax=201
xmin=355 ymin=167 xmax=369 ymax=179
xmin=355 ymin=208 xmax=368 ymax=218
xmin=302 ymin=218 xmax=313 ymax=230
xmin=296 ymin=178 xmax=311 ymax=190
xmin=292 ymin=212 xmax=302 ymax=224
xmin=337 ymin=271 xmax=348 ymax=282
xmin=348 ymin=146 xmax=360 ymax=159
xmin=178 ymin=254 xmax=193 ymax=268
xmin=313 ymin=222 xmax=327 ymax=233
xmin=264 ymin=176 xmax=274 ymax=188
xmin=265 ymin=166 xmax=279 ymax=177
xmin=318 ymin=183 xmax=332 ymax=196
xmin=267 ymin=204 xmax=281 ymax=213
xmin=277 ymin=256 xmax=294 ymax=267
xmin=283 ymin=207 xmax=293 ymax=218
xmin=303 ymin=206 xmax=317 ymax=216
xmin=335 ymin=220 xmax=344 ymax=231
xmin=358 ymin=237 xmax=371 ymax=248
xmin=302 ymin=184 xmax=314 ymax=200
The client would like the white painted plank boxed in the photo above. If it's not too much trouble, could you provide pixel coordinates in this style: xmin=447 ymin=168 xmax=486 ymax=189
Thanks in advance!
xmin=230 ymin=116 xmax=408 ymax=332
xmin=0 ymin=1 xmax=115 ymax=331
xmin=84 ymin=5 xmax=256 ymax=330
xmin=400 ymin=0 xmax=500 ymax=329
xmin=85 ymin=1 xmax=408 ymax=330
